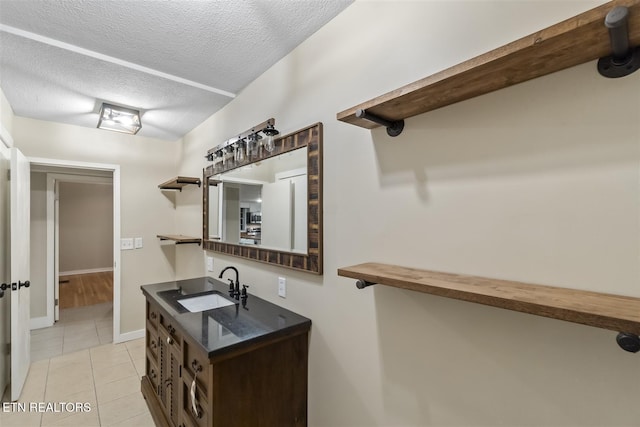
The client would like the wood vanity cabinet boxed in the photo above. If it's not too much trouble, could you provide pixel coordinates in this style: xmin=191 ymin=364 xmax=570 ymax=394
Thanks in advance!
xmin=142 ymin=296 xmax=310 ymax=427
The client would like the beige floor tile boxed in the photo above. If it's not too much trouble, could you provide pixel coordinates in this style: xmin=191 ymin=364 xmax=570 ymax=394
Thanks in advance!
xmin=63 ymin=327 xmax=99 ymax=344
xmin=46 ymin=369 xmax=93 ymax=393
xmin=32 ymin=346 xmax=64 ymax=362
xmin=0 ymin=410 xmax=43 ymax=427
xmin=99 ymin=333 xmax=114 ymax=345
xmin=63 ymin=336 xmax=100 ymax=353
xmin=41 ymin=390 xmax=97 ymax=426
xmin=95 ymin=374 xmax=140 ymax=405
xmin=44 ymin=373 xmax=94 ymax=402
xmin=63 ymin=321 xmax=97 ymax=335
xmin=90 ymin=342 xmax=128 ymax=359
xmin=91 ymin=349 xmax=132 ymax=371
xmin=96 ymin=325 xmax=113 ymax=337
xmin=93 ymin=360 xmax=138 ymax=386
xmin=28 ymin=358 xmax=51 ymax=377
xmin=41 ymin=407 xmax=100 ymax=427
xmin=98 ymin=391 xmax=149 ymax=426
xmin=31 ymin=327 xmax=64 ymax=341
xmin=96 ymin=317 xmax=113 ymax=329
xmin=49 ymin=349 xmax=91 ymax=371
xmin=32 ymin=336 xmax=63 ymax=352
xmin=107 ymin=410 xmax=155 ymax=426
xmin=19 ymin=360 xmax=50 ymax=402
xmin=124 ymin=337 xmax=145 ymax=353
xmin=31 ymin=323 xmax=64 ymax=335
xmin=47 ymin=357 xmax=92 ymax=378
xmin=91 ymin=343 xmax=127 ymax=359
xmin=132 ymin=356 xmax=146 ymax=378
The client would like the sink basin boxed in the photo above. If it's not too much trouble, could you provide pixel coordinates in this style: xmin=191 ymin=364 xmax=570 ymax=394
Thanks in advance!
xmin=177 ymin=293 xmax=235 ymax=313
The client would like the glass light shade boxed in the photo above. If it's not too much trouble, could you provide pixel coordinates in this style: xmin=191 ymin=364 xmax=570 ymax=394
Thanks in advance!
xmin=262 ymin=123 xmax=279 ymax=152
xmin=264 ymin=135 xmax=275 ymax=152
xmin=249 ymin=133 xmax=261 ymax=157
xmin=97 ymin=103 xmax=141 ymax=134
xmin=236 ymin=142 xmax=245 ymax=162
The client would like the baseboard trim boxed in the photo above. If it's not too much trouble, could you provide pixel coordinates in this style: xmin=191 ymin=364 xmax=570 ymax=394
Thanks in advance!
xmin=31 ymin=316 xmax=54 ymax=330
xmin=114 ymin=328 xmax=144 ymax=344
xmin=59 ymin=267 xmax=113 ymax=277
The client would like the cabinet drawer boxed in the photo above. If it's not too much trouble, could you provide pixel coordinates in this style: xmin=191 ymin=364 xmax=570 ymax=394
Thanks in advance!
xmin=159 ymin=314 xmax=182 ymax=346
xmin=146 ymin=357 xmax=160 ymax=397
xmin=181 ymin=378 xmax=209 ymax=427
xmin=147 ymin=301 xmax=159 ymax=329
xmin=183 ymin=339 xmax=209 ymax=397
xmin=146 ymin=327 xmax=159 ymax=363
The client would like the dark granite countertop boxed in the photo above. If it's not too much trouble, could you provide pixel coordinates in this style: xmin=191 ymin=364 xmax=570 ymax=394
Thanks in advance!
xmin=141 ymin=276 xmax=311 ymax=358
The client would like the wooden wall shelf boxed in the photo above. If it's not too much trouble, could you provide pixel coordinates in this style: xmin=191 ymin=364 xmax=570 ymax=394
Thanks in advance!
xmin=338 ymin=263 xmax=640 ymax=338
xmin=158 ymin=176 xmax=201 ymax=191
xmin=337 ymin=0 xmax=640 ymax=131
xmin=157 ymin=234 xmax=202 ymax=245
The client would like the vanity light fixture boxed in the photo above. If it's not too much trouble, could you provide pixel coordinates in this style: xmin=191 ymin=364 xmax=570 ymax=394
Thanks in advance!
xmin=97 ymin=103 xmax=142 ymax=135
xmin=205 ymin=118 xmax=279 ymax=162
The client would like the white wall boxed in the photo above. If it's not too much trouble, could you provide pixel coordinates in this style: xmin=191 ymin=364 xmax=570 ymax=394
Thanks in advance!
xmin=178 ymin=1 xmax=639 ymax=426
xmin=59 ymin=181 xmax=113 ymax=273
xmin=1 ymin=89 xmax=13 ymax=137
xmin=13 ymin=118 xmax=180 ymax=335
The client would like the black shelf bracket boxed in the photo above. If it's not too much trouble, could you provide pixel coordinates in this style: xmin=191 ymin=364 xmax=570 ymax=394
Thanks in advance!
xmin=355 ymin=279 xmax=376 ymax=289
xmin=356 ymin=109 xmax=405 ymax=137
xmin=598 ymin=6 xmax=640 ymax=78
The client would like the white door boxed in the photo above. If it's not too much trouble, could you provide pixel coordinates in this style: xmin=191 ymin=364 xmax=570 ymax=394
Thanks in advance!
xmin=10 ymin=147 xmax=31 ymax=400
xmin=0 ymin=141 xmax=10 ymax=399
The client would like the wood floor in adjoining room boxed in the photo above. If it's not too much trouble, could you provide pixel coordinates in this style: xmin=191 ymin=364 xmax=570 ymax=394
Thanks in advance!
xmin=59 ymin=271 xmax=113 ymax=309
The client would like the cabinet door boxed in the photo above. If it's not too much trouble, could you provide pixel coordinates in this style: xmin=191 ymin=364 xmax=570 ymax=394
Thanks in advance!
xmin=158 ymin=326 xmax=182 ymax=426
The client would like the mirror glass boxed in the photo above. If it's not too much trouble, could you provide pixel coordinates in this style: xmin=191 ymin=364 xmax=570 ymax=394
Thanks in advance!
xmin=207 ymin=148 xmax=307 ymax=253
xmin=203 ymin=122 xmax=322 ymax=275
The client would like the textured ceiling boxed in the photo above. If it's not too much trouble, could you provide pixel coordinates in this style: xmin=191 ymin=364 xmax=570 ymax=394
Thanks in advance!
xmin=0 ymin=0 xmax=352 ymax=140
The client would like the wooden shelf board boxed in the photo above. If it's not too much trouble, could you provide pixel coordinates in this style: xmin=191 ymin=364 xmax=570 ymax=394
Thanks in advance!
xmin=157 ymin=234 xmax=202 ymax=245
xmin=158 ymin=176 xmax=201 ymax=190
xmin=337 ymin=0 xmax=640 ymax=129
xmin=337 ymin=262 xmax=640 ymax=334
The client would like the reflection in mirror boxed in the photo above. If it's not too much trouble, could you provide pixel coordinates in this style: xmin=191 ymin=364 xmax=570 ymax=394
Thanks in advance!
xmin=208 ymin=148 xmax=307 ymax=253
xmin=203 ymin=122 xmax=322 ymax=275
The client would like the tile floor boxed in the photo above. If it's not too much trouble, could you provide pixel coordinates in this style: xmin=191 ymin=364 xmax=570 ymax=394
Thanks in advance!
xmin=0 ymin=303 xmax=154 ymax=426
xmin=30 ymin=302 xmax=115 ymax=362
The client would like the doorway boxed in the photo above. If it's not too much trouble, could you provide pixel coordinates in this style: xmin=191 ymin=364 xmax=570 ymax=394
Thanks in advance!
xmin=28 ymin=158 xmax=122 ymax=347
xmin=56 ymin=178 xmax=114 ymax=355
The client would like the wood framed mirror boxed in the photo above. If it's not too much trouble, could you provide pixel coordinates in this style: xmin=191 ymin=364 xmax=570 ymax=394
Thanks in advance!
xmin=203 ymin=122 xmax=323 ymax=274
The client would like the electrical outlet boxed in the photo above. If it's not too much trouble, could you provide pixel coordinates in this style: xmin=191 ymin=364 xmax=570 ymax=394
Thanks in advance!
xmin=134 ymin=237 xmax=143 ymax=249
xmin=120 ymin=238 xmax=134 ymax=250
xmin=206 ymin=256 xmax=214 ymax=272
xmin=278 ymin=277 xmax=286 ymax=298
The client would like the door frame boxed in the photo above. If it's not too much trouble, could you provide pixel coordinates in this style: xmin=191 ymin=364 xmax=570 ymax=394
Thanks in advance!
xmin=28 ymin=157 xmax=124 ymax=343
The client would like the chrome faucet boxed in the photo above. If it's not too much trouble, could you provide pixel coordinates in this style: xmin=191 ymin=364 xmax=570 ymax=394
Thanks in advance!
xmin=219 ymin=266 xmax=240 ymax=299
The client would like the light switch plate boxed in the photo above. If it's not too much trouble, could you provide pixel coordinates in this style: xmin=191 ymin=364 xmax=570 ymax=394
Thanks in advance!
xmin=206 ymin=256 xmax=214 ymax=272
xmin=120 ymin=238 xmax=134 ymax=250
xmin=278 ymin=277 xmax=286 ymax=298
xmin=134 ymin=237 xmax=143 ymax=249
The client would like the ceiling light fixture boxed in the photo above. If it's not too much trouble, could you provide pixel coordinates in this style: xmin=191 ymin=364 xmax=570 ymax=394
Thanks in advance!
xmin=97 ymin=102 xmax=142 ymax=135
